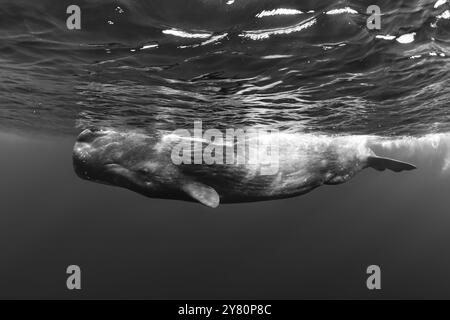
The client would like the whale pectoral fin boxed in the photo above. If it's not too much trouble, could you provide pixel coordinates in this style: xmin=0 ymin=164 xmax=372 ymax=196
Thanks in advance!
xmin=367 ymin=156 xmax=417 ymax=172
xmin=182 ymin=182 xmax=220 ymax=208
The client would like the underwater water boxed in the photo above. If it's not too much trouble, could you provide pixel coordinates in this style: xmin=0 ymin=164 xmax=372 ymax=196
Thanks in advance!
xmin=2 ymin=131 xmax=450 ymax=299
xmin=0 ymin=0 xmax=450 ymax=298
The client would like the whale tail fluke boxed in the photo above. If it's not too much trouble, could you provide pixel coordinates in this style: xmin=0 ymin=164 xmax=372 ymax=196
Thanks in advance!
xmin=366 ymin=156 xmax=417 ymax=172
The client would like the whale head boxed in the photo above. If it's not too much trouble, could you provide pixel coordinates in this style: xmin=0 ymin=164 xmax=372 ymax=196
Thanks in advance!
xmin=73 ymin=128 xmax=171 ymax=195
xmin=73 ymin=128 xmax=221 ymax=207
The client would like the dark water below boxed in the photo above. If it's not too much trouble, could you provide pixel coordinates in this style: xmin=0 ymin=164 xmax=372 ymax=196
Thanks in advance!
xmin=1 ymin=0 xmax=450 ymax=298
xmin=1 ymin=131 xmax=450 ymax=299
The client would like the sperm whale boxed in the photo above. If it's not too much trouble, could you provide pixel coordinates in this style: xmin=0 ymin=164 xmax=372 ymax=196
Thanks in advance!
xmin=73 ymin=128 xmax=416 ymax=208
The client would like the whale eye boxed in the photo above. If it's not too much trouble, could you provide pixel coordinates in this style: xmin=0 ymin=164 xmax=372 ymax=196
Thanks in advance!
xmin=137 ymin=168 xmax=150 ymax=175
xmin=145 ymin=182 xmax=154 ymax=188
xmin=136 ymin=162 xmax=159 ymax=175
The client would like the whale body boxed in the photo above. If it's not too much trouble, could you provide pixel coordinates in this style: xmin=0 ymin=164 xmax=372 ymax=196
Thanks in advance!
xmin=73 ymin=128 xmax=416 ymax=208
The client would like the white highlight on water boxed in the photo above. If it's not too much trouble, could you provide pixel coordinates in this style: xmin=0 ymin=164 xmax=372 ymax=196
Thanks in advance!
xmin=176 ymin=33 xmax=228 ymax=49
xmin=200 ymin=33 xmax=228 ymax=46
xmin=163 ymin=28 xmax=212 ymax=39
xmin=256 ymin=8 xmax=304 ymax=18
xmin=326 ymin=7 xmax=358 ymax=15
xmin=261 ymin=55 xmax=294 ymax=60
xmin=236 ymin=80 xmax=283 ymax=95
xmin=396 ymin=33 xmax=416 ymax=44
xmin=434 ymin=0 xmax=448 ymax=9
xmin=376 ymin=35 xmax=396 ymax=41
xmin=437 ymin=10 xmax=450 ymax=20
xmin=140 ymin=44 xmax=158 ymax=50
xmin=240 ymin=18 xmax=317 ymax=40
